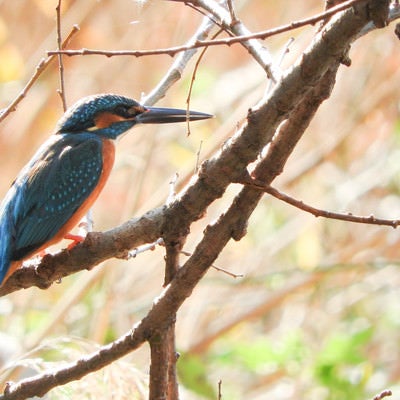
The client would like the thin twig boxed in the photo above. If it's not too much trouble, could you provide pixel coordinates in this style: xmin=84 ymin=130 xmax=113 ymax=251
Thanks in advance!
xmin=183 ymin=1 xmax=233 ymax=35
xmin=194 ymin=140 xmax=203 ymax=174
xmin=47 ymin=0 xmax=368 ymax=59
xmin=226 ymin=0 xmax=238 ymax=24
xmin=126 ymin=238 xmax=164 ymax=259
xmin=263 ymin=36 xmax=294 ymax=99
xmin=242 ymin=182 xmax=400 ymax=228
xmin=56 ymin=0 xmax=67 ymax=111
xmin=167 ymin=173 xmax=179 ymax=205
xmin=372 ymin=390 xmax=392 ymax=400
xmin=180 ymin=250 xmax=243 ymax=278
xmin=185 ymin=27 xmax=223 ymax=135
xmin=0 ymin=25 xmax=79 ymax=123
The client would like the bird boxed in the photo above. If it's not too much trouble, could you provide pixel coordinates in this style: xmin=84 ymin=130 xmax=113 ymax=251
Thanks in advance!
xmin=0 ymin=93 xmax=212 ymax=285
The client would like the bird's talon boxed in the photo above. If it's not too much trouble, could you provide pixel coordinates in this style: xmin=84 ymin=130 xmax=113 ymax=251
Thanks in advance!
xmin=38 ymin=249 xmax=47 ymax=257
xmin=64 ymin=233 xmax=86 ymax=250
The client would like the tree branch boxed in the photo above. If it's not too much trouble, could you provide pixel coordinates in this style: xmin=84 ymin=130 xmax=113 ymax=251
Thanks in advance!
xmin=56 ymin=0 xmax=67 ymax=111
xmin=244 ymin=183 xmax=400 ymax=228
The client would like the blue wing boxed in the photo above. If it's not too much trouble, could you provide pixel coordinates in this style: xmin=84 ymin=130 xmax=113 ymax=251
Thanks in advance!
xmin=0 ymin=133 xmax=104 ymax=281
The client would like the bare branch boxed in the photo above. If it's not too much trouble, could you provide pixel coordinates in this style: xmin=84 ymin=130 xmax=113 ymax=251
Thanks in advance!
xmin=244 ymin=183 xmax=400 ymax=228
xmin=185 ymin=27 xmax=223 ymax=135
xmin=226 ymin=0 xmax=238 ymax=23
xmin=181 ymin=250 xmax=244 ymax=278
xmin=46 ymin=0 xmax=371 ymax=61
xmin=56 ymin=0 xmax=67 ymax=110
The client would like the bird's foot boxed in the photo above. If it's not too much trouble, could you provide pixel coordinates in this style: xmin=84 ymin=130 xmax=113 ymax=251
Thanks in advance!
xmin=38 ymin=249 xmax=47 ymax=257
xmin=64 ymin=233 xmax=86 ymax=250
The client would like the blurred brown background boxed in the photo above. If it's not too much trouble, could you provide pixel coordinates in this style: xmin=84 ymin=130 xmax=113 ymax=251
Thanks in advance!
xmin=0 ymin=1 xmax=400 ymax=399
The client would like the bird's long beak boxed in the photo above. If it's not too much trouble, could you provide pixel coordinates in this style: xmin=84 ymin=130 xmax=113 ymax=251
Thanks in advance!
xmin=135 ymin=106 xmax=213 ymax=124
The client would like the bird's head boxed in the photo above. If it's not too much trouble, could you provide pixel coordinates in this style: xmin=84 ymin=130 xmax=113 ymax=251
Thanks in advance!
xmin=57 ymin=94 xmax=212 ymax=139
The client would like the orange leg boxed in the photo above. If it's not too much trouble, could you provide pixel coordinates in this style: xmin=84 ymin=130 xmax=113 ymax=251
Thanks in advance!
xmin=64 ymin=233 xmax=86 ymax=250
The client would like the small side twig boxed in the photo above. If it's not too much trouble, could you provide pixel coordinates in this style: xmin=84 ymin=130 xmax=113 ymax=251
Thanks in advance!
xmin=185 ymin=27 xmax=223 ymax=135
xmin=194 ymin=140 xmax=203 ymax=174
xmin=218 ymin=379 xmax=222 ymax=400
xmin=167 ymin=173 xmax=179 ymax=205
xmin=126 ymin=238 xmax=164 ymax=259
xmin=180 ymin=250 xmax=243 ymax=278
xmin=372 ymin=390 xmax=392 ymax=400
xmin=56 ymin=0 xmax=67 ymax=111
xmin=226 ymin=0 xmax=238 ymax=24
xmin=241 ymin=181 xmax=400 ymax=228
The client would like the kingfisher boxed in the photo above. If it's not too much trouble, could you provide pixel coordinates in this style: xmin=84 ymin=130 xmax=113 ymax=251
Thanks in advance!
xmin=0 ymin=93 xmax=212 ymax=285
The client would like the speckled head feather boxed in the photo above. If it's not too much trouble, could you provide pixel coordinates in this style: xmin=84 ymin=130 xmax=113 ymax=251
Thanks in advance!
xmin=57 ymin=94 xmax=141 ymax=134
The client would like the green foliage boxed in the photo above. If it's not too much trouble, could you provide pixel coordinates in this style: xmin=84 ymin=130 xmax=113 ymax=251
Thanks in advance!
xmin=313 ymin=327 xmax=373 ymax=400
xmin=177 ymin=353 xmax=216 ymax=399
xmin=179 ymin=326 xmax=380 ymax=399
xmin=215 ymin=331 xmax=306 ymax=372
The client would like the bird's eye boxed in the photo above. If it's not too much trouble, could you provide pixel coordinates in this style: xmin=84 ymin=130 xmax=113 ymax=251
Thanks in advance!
xmin=128 ymin=105 xmax=146 ymax=116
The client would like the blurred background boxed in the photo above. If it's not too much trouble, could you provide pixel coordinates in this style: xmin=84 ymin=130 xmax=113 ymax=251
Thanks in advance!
xmin=0 ymin=1 xmax=400 ymax=399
